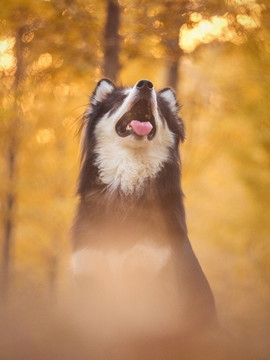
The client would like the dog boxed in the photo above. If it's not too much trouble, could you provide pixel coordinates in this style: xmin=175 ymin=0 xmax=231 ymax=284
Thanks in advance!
xmin=71 ymin=79 xmax=217 ymax=350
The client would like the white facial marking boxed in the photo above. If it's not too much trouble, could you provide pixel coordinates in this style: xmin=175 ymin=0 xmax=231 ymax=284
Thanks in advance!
xmin=72 ymin=244 xmax=171 ymax=276
xmin=159 ymin=89 xmax=178 ymax=113
xmin=122 ymin=87 xmax=132 ymax=95
xmin=93 ymin=86 xmax=175 ymax=195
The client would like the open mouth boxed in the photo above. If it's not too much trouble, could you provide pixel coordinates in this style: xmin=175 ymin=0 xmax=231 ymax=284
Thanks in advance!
xmin=115 ymin=99 xmax=156 ymax=140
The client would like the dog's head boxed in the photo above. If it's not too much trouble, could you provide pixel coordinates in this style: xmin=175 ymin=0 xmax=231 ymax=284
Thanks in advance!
xmin=79 ymin=79 xmax=185 ymax=196
xmin=87 ymin=78 xmax=184 ymax=145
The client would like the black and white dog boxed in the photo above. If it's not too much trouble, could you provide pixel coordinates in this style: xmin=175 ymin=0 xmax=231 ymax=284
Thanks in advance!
xmin=72 ymin=79 xmax=217 ymax=338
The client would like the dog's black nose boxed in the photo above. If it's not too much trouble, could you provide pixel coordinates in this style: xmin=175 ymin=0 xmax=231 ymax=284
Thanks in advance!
xmin=136 ymin=79 xmax=153 ymax=90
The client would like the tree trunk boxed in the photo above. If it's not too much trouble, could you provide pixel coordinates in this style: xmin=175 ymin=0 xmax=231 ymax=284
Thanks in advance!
xmin=103 ymin=0 xmax=120 ymax=82
xmin=1 ymin=146 xmax=16 ymax=302
xmin=166 ymin=59 xmax=179 ymax=92
xmin=1 ymin=27 xmax=24 ymax=302
xmin=164 ymin=36 xmax=183 ymax=95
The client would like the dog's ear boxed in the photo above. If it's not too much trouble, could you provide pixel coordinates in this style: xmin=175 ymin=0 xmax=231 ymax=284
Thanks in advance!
xmin=159 ymin=88 xmax=185 ymax=142
xmin=158 ymin=87 xmax=179 ymax=114
xmin=91 ymin=78 xmax=115 ymax=105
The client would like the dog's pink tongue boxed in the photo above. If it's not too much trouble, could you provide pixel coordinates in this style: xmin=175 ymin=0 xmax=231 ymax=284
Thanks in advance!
xmin=130 ymin=120 xmax=153 ymax=136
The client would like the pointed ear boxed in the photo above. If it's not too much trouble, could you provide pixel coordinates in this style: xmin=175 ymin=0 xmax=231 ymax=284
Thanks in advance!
xmin=159 ymin=88 xmax=185 ymax=142
xmin=159 ymin=87 xmax=179 ymax=113
xmin=91 ymin=78 xmax=115 ymax=105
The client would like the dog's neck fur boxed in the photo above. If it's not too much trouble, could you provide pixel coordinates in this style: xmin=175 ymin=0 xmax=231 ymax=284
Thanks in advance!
xmin=93 ymin=142 xmax=171 ymax=196
xmin=73 ymin=151 xmax=187 ymax=253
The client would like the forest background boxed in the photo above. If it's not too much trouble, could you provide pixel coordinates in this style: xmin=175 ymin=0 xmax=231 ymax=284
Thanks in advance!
xmin=0 ymin=0 xmax=269 ymax=356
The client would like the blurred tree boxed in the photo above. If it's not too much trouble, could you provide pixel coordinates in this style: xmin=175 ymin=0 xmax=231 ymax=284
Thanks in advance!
xmin=0 ymin=1 xmax=39 ymax=300
xmin=103 ymin=0 xmax=121 ymax=81
xmin=229 ymin=4 xmax=270 ymax=285
xmin=1 ymin=27 xmax=23 ymax=301
xmin=119 ymin=0 xmax=231 ymax=92
xmin=179 ymin=1 xmax=270 ymax=292
xmin=0 ymin=0 xmax=103 ymax=298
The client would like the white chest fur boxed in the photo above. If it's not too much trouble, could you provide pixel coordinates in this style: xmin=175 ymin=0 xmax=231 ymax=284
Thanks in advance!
xmin=72 ymin=243 xmax=171 ymax=278
xmin=95 ymin=144 xmax=168 ymax=195
xmin=71 ymin=243 xmax=184 ymax=335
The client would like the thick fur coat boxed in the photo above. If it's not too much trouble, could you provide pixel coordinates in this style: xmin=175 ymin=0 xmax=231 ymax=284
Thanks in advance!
xmin=71 ymin=79 xmax=217 ymax=339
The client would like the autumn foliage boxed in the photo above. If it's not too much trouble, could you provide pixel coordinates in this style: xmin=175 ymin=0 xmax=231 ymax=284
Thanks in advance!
xmin=0 ymin=0 xmax=270 ymax=358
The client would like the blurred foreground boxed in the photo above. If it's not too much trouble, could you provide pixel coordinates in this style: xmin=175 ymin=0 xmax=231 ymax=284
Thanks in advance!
xmin=0 ymin=290 xmax=268 ymax=360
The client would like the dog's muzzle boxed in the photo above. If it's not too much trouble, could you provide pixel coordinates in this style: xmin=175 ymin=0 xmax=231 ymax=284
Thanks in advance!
xmin=115 ymin=80 xmax=156 ymax=140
